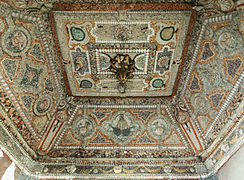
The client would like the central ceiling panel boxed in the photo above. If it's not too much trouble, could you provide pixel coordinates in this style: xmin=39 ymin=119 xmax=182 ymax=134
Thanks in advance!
xmin=51 ymin=5 xmax=194 ymax=97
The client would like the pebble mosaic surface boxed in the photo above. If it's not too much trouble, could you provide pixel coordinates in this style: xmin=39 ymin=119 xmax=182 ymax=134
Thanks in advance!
xmin=0 ymin=0 xmax=243 ymax=179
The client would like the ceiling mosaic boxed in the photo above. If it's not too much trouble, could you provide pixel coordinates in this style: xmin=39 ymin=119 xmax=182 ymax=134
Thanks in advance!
xmin=0 ymin=0 xmax=243 ymax=179
xmin=52 ymin=7 xmax=193 ymax=97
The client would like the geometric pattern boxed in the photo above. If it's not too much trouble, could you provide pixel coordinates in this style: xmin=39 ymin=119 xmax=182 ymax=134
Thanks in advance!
xmin=207 ymin=91 xmax=226 ymax=110
xmin=163 ymin=130 xmax=184 ymax=146
xmin=189 ymin=71 xmax=202 ymax=93
xmin=132 ymin=131 xmax=157 ymax=145
xmin=225 ymin=58 xmax=242 ymax=79
xmin=1 ymin=58 xmax=18 ymax=81
xmin=87 ymin=131 xmax=113 ymax=145
xmin=60 ymin=129 xmax=81 ymax=146
xmin=0 ymin=1 xmax=243 ymax=180
xmin=198 ymin=41 xmax=216 ymax=63
xmin=197 ymin=114 xmax=212 ymax=134
xmin=51 ymin=105 xmax=188 ymax=150
xmin=28 ymin=42 xmax=45 ymax=62
xmin=20 ymin=95 xmax=34 ymax=110
xmin=19 ymin=64 xmax=43 ymax=89
xmin=89 ymin=110 xmax=113 ymax=125
xmin=223 ymin=55 xmax=243 ymax=84
xmin=131 ymin=110 xmax=156 ymax=123
xmin=53 ymin=8 xmax=193 ymax=97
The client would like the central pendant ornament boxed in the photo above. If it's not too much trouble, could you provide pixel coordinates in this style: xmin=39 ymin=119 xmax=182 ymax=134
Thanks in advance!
xmin=110 ymin=54 xmax=135 ymax=93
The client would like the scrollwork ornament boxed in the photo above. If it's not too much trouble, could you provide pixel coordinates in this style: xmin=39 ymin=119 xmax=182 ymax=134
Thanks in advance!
xmin=172 ymin=100 xmax=190 ymax=124
xmin=58 ymin=99 xmax=67 ymax=110
xmin=178 ymin=101 xmax=188 ymax=112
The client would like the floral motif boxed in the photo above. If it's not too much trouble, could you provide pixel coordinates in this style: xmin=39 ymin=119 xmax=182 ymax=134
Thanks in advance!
xmin=101 ymin=111 xmax=144 ymax=145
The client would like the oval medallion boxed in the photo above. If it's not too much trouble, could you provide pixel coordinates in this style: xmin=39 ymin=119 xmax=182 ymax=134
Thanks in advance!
xmin=152 ymin=79 xmax=164 ymax=88
xmin=160 ymin=26 xmax=175 ymax=41
xmin=80 ymin=79 xmax=93 ymax=89
xmin=71 ymin=27 xmax=85 ymax=41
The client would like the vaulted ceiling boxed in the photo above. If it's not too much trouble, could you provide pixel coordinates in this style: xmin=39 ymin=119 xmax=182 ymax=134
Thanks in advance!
xmin=0 ymin=0 xmax=243 ymax=179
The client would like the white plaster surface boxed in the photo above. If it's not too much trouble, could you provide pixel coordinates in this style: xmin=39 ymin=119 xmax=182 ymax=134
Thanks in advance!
xmin=0 ymin=149 xmax=3 ymax=158
xmin=1 ymin=162 xmax=15 ymax=180
xmin=218 ymin=146 xmax=244 ymax=180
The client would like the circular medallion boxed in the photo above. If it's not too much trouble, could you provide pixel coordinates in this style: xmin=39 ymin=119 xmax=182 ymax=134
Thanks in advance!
xmin=33 ymin=94 xmax=52 ymax=116
xmin=148 ymin=115 xmax=171 ymax=140
xmin=1 ymin=26 xmax=31 ymax=56
xmin=191 ymin=93 xmax=210 ymax=114
xmin=218 ymin=32 xmax=235 ymax=50
xmin=73 ymin=115 xmax=96 ymax=139
xmin=176 ymin=110 xmax=190 ymax=124
xmin=6 ymin=30 xmax=27 ymax=53
xmin=114 ymin=25 xmax=130 ymax=41
xmin=55 ymin=110 xmax=68 ymax=122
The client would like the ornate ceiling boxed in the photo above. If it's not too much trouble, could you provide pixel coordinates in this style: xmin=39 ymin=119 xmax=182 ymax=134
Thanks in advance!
xmin=0 ymin=0 xmax=243 ymax=179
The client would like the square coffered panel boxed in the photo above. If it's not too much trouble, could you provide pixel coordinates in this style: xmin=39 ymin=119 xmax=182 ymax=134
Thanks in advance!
xmin=51 ymin=8 xmax=194 ymax=97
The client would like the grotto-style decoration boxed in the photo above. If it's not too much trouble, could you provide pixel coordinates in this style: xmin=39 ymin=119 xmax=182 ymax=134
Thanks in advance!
xmin=0 ymin=1 xmax=243 ymax=180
